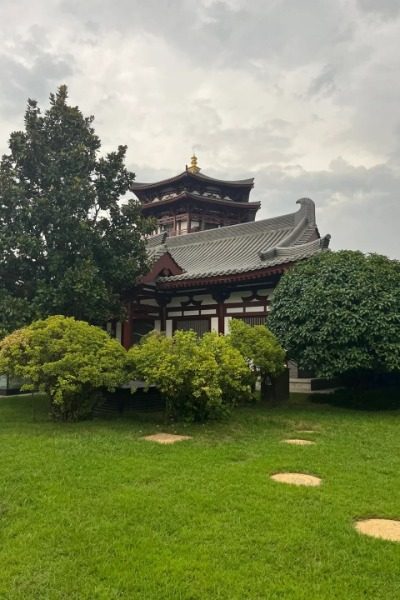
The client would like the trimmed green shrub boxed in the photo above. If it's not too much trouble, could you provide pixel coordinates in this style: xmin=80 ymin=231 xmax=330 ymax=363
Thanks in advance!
xmin=0 ymin=315 xmax=127 ymax=420
xmin=128 ymin=330 xmax=251 ymax=421
xmin=229 ymin=319 xmax=286 ymax=400
xmin=268 ymin=251 xmax=400 ymax=381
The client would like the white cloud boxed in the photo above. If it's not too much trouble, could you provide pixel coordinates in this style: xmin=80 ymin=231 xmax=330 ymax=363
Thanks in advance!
xmin=0 ymin=0 xmax=399 ymax=258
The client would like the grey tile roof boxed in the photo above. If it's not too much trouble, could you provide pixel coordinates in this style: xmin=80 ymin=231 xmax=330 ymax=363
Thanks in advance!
xmin=141 ymin=191 xmax=260 ymax=211
xmin=147 ymin=198 xmax=330 ymax=282
xmin=132 ymin=170 xmax=254 ymax=191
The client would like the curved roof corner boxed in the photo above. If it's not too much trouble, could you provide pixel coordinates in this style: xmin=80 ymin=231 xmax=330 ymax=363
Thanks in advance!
xmin=295 ymin=197 xmax=316 ymax=226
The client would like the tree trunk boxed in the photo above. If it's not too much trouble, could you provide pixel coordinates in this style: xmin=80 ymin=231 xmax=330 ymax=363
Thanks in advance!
xmin=260 ymin=374 xmax=271 ymax=402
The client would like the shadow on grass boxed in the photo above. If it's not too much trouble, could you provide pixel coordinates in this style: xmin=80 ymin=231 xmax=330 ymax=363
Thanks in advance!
xmin=311 ymin=386 xmax=400 ymax=411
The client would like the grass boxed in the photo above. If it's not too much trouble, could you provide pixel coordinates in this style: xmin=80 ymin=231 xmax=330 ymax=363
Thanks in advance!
xmin=0 ymin=392 xmax=399 ymax=599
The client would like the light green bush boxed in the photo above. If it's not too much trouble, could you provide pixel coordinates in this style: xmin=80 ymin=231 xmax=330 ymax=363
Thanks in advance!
xmin=128 ymin=330 xmax=251 ymax=421
xmin=228 ymin=319 xmax=286 ymax=399
xmin=0 ymin=315 xmax=127 ymax=420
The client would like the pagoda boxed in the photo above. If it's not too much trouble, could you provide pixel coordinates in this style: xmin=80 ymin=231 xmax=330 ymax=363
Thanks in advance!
xmin=109 ymin=158 xmax=331 ymax=350
xmin=131 ymin=155 xmax=260 ymax=236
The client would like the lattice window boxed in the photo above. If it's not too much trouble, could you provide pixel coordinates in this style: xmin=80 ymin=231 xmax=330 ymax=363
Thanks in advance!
xmin=132 ymin=320 xmax=155 ymax=345
xmin=238 ymin=316 xmax=266 ymax=327
xmin=174 ymin=318 xmax=210 ymax=336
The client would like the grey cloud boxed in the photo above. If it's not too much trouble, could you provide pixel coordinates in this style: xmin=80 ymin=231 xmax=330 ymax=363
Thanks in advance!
xmin=0 ymin=30 xmax=74 ymax=118
xmin=357 ymin=0 xmax=400 ymax=18
xmin=253 ymin=158 xmax=399 ymax=201
xmin=202 ymin=0 xmax=354 ymax=67
xmin=0 ymin=0 xmax=399 ymax=259
xmin=308 ymin=64 xmax=336 ymax=97
xmin=251 ymin=158 xmax=400 ymax=258
xmin=182 ymin=117 xmax=299 ymax=168
xmin=60 ymin=0 xmax=354 ymax=68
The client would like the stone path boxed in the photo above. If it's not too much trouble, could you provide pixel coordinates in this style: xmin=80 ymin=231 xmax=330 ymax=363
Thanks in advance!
xmin=281 ymin=438 xmax=316 ymax=446
xmin=143 ymin=433 xmax=192 ymax=444
xmin=270 ymin=472 xmax=322 ymax=486
xmin=273 ymin=427 xmax=400 ymax=542
xmin=355 ymin=519 xmax=400 ymax=542
xmin=142 ymin=424 xmax=400 ymax=542
xmin=297 ymin=429 xmax=317 ymax=434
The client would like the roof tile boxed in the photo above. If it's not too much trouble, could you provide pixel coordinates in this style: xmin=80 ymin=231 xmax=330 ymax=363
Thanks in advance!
xmin=146 ymin=199 xmax=330 ymax=282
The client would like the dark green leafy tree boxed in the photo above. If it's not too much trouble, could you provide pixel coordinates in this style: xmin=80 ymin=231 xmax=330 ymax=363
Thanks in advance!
xmin=0 ymin=85 xmax=154 ymax=335
xmin=268 ymin=251 xmax=400 ymax=380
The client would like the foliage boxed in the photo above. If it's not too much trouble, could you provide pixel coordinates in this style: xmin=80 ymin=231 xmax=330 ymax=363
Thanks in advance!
xmin=0 ymin=315 xmax=127 ymax=420
xmin=0 ymin=85 xmax=154 ymax=336
xmin=128 ymin=330 xmax=251 ymax=421
xmin=312 ymin=385 xmax=400 ymax=411
xmin=268 ymin=250 xmax=400 ymax=379
xmin=0 ymin=289 xmax=33 ymax=341
xmin=200 ymin=331 xmax=253 ymax=405
xmin=228 ymin=319 xmax=286 ymax=399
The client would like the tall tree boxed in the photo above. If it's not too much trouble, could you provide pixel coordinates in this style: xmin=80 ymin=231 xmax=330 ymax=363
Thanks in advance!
xmin=0 ymin=86 xmax=153 ymax=336
xmin=268 ymin=250 xmax=400 ymax=380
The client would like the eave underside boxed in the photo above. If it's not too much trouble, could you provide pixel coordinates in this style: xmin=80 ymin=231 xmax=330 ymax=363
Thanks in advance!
xmin=133 ymin=171 xmax=254 ymax=204
xmin=141 ymin=192 xmax=260 ymax=214
xmin=153 ymin=264 xmax=291 ymax=290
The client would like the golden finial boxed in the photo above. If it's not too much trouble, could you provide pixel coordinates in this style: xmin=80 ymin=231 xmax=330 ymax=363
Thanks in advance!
xmin=187 ymin=153 xmax=201 ymax=174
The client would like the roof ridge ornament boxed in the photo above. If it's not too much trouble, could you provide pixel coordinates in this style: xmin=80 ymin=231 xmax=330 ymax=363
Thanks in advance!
xmin=187 ymin=153 xmax=201 ymax=174
xmin=259 ymin=235 xmax=331 ymax=261
xmin=320 ymin=234 xmax=331 ymax=249
xmin=295 ymin=197 xmax=315 ymax=225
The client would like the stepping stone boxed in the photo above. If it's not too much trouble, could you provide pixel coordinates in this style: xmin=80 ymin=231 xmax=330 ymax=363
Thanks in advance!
xmin=355 ymin=519 xmax=400 ymax=542
xmin=143 ymin=433 xmax=192 ymax=445
xmin=270 ymin=472 xmax=322 ymax=486
xmin=297 ymin=430 xmax=317 ymax=434
xmin=282 ymin=439 xmax=316 ymax=446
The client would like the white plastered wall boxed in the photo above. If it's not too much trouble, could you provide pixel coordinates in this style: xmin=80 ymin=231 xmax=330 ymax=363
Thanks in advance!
xmin=224 ymin=316 xmax=232 ymax=333
xmin=165 ymin=319 xmax=173 ymax=337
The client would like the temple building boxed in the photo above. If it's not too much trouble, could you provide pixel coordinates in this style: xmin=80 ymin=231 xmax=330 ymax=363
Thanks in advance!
xmin=132 ymin=155 xmax=260 ymax=235
xmin=116 ymin=156 xmax=331 ymax=348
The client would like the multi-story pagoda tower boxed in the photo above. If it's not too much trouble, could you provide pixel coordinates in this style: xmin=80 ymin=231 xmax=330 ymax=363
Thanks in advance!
xmin=131 ymin=155 xmax=260 ymax=236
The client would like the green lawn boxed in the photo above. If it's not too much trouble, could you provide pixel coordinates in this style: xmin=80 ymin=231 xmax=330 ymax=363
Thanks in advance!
xmin=0 ymin=393 xmax=399 ymax=599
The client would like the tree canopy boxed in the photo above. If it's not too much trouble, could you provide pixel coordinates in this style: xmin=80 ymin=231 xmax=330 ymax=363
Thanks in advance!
xmin=0 ymin=85 xmax=154 ymax=337
xmin=268 ymin=250 xmax=400 ymax=379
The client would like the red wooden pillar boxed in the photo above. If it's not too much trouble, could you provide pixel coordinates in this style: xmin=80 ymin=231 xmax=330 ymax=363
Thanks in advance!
xmin=157 ymin=296 xmax=169 ymax=333
xmin=161 ymin=305 xmax=167 ymax=332
xmin=217 ymin=301 xmax=224 ymax=334
xmin=173 ymin=212 xmax=177 ymax=236
xmin=212 ymin=289 xmax=230 ymax=334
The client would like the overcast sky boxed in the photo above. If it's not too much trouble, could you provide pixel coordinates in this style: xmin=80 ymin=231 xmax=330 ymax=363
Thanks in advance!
xmin=1 ymin=0 xmax=399 ymax=257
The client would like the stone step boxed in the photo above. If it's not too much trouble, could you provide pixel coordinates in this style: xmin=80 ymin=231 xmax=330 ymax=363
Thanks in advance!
xmin=290 ymin=378 xmax=342 ymax=394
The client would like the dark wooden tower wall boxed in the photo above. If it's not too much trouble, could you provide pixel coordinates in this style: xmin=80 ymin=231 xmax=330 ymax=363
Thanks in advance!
xmin=131 ymin=156 xmax=260 ymax=236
